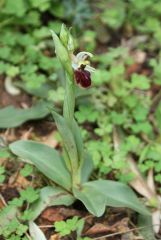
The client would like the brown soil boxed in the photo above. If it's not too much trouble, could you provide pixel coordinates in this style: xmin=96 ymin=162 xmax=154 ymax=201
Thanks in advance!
xmin=0 ymin=77 xmax=32 ymax=108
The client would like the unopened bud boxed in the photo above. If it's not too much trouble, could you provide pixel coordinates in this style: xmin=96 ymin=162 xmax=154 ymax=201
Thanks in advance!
xmin=50 ymin=29 xmax=73 ymax=77
xmin=68 ymin=32 xmax=75 ymax=52
xmin=60 ymin=24 xmax=69 ymax=48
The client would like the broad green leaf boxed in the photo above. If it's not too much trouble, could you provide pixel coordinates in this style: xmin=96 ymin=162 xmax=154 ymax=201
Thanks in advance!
xmin=9 ymin=140 xmax=72 ymax=191
xmin=63 ymin=78 xmax=75 ymax=122
xmin=74 ymin=180 xmax=150 ymax=217
xmin=29 ymin=222 xmax=47 ymax=240
xmin=72 ymin=120 xmax=84 ymax=163
xmin=31 ymin=186 xmax=75 ymax=220
xmin=85 ymin=180 xmax=150 ymax=216
xmin=51 ymin=111 xmax=79 ymax=172
xmin=80 ymin=153 xmax=94 ymax=183
xmin=73 ymin=185 xmax=106 ymax=217
xmin=0 ymin=101 xmax=49 ymax=128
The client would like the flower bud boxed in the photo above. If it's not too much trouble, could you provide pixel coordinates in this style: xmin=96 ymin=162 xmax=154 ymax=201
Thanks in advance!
xmin=60 ymin=24 xmax=69 ymax=48
xmin=50 ymin=29 xmax=73 ymax=77
xmin=68 ymin=32 xmax=75 ymax=53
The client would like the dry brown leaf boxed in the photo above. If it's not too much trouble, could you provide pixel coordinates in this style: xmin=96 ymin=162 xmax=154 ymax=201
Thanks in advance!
xmin=8 ymin=168 xmax=31 ymax=189
xmin=85 ymin=223 xmax=111 ymax=235
xmin=0 ymin=194 xmax=6 ymax=209
xmin=14 ymin=174 xmax=31 ymax=188
xmin=20 ymin=127 xmax=33 ymax=140
xmin=0 ymin=157 xmax=7 ymax=165
xmin=121 ymin=36 xmax=147 ymax=49
xmin=41 ymin=207 xmax=82 ymax=223
xmin=126 ymin=63 xmax=141 ymax=76
xmin=49 ymin=234 xmax=60 ymax=240
xmin=8 ymin=171 xmax=19 ymax=185
xmin=3 ymin=129 xmax=17 ymax=142
xmin=41 ymin=131 xmax=58 ymax=148
xmin=111 ymin=217 xmax=129 ymax=234
xmin=141 ymin=68 xmax=151 ymax=76
xmin=121 ymin=232 xmax=135 ymax=240
xmin=147 ymin=169 xmax=156 ymax=195
xmin=127 ymin=156 xmax=155 ymax=200
xmin=85 ymin=218 xmax=129 ymax=236
xmin=132 ymin=50 xmax=146 ymax=64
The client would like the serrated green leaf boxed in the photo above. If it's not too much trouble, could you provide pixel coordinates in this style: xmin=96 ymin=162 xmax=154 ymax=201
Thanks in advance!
xmin=20 ymin=186 xmax=39 ymax=203
xmin=20 ymin=164 xmax=33 ymax=177
xmin=131 ymin=74 xmax=150 ymax=90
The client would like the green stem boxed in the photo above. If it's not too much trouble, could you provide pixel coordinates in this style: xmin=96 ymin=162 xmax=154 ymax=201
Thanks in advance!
xmin=63 ymin=74 xmax=75 ymax=125
xmin=63 ymin=73 xmax=80 ymax=186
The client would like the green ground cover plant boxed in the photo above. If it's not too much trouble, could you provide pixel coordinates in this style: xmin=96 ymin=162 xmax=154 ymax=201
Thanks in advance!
xmin=0 ymin=186 xmax=39 ymax=240
xmin=54 ymin=216 xmax=91 ymax=239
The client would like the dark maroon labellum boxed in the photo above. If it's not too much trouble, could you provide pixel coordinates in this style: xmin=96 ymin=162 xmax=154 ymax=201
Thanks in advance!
xmin=74 ymin=68 xmax=91 ymax=88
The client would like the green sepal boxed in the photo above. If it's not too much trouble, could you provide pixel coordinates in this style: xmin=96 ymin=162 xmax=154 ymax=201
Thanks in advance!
xmin=60 ymin=24 xmax=69 ymax=48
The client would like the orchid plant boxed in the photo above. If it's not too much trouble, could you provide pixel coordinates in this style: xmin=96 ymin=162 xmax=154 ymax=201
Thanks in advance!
xmin=9 ymin=25 xmax=150 ymax=226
